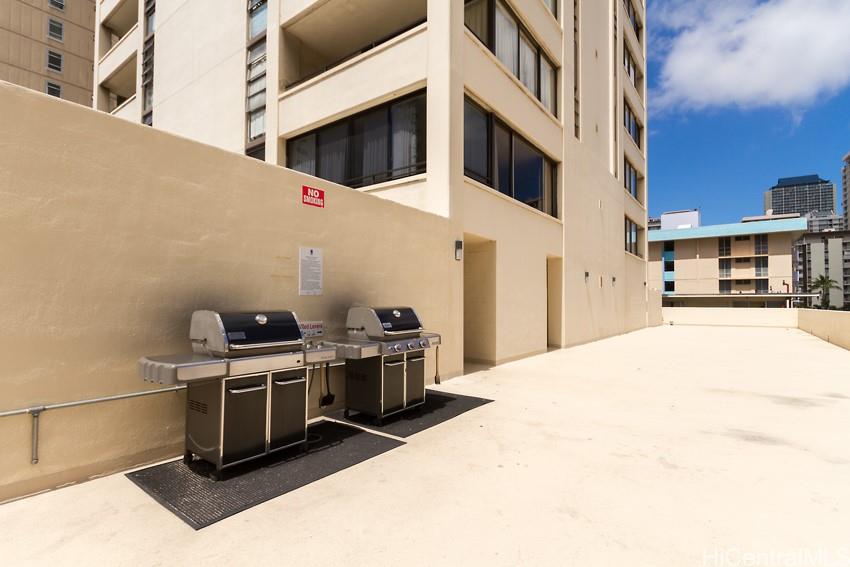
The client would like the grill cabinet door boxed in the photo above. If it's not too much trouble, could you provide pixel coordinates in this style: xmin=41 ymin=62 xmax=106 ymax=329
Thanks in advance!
xmin=405 ymin=353 xmax=426 ymax=406
xmin=382 ymin=356 xmax=405 ymax=414
xmin=270 ymin=369 xmax=307 ymax=450
xmin=222 ymin=374 xmax=268 ymax=465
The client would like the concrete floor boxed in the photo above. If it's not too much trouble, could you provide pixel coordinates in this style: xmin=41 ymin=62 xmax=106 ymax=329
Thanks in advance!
xmin=2 ymin=325 xmax=850 ymax=566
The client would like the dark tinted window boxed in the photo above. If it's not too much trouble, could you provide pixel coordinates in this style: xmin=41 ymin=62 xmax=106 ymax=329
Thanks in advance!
xmin=464 ymin=99 xmax=489 ymax=183
xmin=513 ymin=136 xmax=543 ymax=210
xmin=493 ymin=121 xmax=511 ymax=196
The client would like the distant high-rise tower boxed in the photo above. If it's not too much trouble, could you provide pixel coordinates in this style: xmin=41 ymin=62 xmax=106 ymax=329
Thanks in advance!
xmin=842 ymin=153 xmax=850 ymax=229
xmin=763 ymin=175 xmax=837 ymax=217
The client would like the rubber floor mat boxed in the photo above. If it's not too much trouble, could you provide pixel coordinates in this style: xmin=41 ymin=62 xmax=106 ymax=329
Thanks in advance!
xmin=126 ymin=420 xmax=403 ymax=529
xmin=331 ymin=390 xmax=493 ymax=438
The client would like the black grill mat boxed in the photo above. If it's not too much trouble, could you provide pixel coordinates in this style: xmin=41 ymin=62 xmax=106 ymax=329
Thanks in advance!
xmin=126 ymin=420 xmax=404 ymax=530
xmin=331 ymin=390 xmax=493 ymax=438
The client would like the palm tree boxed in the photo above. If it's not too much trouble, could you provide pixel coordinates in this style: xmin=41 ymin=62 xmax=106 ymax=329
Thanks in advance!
xmin=810 ymin=275 xmax=840 ymax=309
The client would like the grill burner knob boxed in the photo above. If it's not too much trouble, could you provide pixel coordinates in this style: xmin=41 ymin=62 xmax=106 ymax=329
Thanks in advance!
xmin=255 ymin=314 xmax=268 ymax=325
xmin=408 ymin=343 xmax=415 ymax=349
xmin=419 ymin=340 xmax=427 ymax=348
xmin=394 ymin=344 xmax=402 ymax=352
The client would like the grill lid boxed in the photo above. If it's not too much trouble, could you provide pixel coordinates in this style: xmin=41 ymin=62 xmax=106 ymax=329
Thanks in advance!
xmin=372 ymin=307 xmax=422 ymax=333
xmin=191 ymin=310 xmax=304 ymax=357
xmin=218 ymin=312 xmax=303 ymax=346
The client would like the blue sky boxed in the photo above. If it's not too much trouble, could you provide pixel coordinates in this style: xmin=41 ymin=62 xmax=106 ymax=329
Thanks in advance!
xmin=646 ymin=0 xmax=850 ymax=224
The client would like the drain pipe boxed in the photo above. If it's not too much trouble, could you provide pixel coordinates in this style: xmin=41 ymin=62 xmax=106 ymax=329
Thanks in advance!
xmin=0 ymin=385 xmax=186 ymax=465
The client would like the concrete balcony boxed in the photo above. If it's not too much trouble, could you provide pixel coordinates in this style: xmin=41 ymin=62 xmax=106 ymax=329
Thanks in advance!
xmin=110 ymin=93 xmax=138 ymax=122
xmin=98 ymin=0 xmax=139 ymax=59
xmin=98 ymin=23 xmax=139 ymax=86
xmin=463 ymin=30 xmax=563 ymax=161
xmin=278 ymin=24 xmax=428 ymax=137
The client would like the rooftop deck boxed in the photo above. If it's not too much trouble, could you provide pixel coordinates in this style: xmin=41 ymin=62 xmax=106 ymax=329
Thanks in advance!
xmin=1 ymin=325 xmax=849 ymax=565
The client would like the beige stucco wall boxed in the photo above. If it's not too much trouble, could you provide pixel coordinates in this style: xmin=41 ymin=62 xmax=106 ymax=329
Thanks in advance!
xmin=0 ymin=81 xmax=463 ymax=501
xmin=798 ymin=309 xmax=850 ymax=351
xmin=662 ymin=307 xmax=799 ymax=328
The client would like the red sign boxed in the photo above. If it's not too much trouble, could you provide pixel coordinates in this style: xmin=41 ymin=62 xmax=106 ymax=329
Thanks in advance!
xmin=302 ymin=185 xmax=325 ymax=208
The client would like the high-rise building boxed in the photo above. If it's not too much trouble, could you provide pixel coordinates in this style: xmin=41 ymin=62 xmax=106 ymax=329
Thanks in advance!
xmin=842 ymin=153 xmax=849 ymax=229
xmin=763 ymin=175 xmax=837 ymax=218
xmin=92 ymin=0 xmax=651 ymax=349
xmin=648 ymin=217 xmax=809 ymax=307
xmin=794 ymin=230 xmax=850 ymax=309
xmin=805 ymin=211 xmax=844 ymax=233
xmin=0 ymin=0 xmax=94 ymax=106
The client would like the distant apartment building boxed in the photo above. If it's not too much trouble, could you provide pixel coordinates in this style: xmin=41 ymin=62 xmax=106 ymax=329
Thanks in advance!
xmin=843 ymin=153 xmax=849 ymax=229
xmin=647 ymin=216 xmax=660 ymax=231
xmin=92 ymin=0 xmax=650 ymax=358
xmin=763 ymin=175 xmax=837 ymax=218
xmin=794 ymin=230 xmax=850 ymax=309
xmin=649 ymin=217 xmax=809 ymax=307
xmin=0 ymin=0 xmax=94 ymax=106
xmin=806 ymin=210 xmax=844 ymax=233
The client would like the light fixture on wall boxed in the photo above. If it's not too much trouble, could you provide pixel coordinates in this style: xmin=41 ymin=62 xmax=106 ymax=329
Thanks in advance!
xmin=584 ymin=271 xmax=590 ymax=282
xmin=455 ymin=240 xmax=463 ymax=261
xmin=612 ymin=276 xmax=617 ymax=286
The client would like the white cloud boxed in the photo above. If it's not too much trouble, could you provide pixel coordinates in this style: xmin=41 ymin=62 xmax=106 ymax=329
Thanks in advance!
xmin=652 ymin=0 xmax=850 ymax=112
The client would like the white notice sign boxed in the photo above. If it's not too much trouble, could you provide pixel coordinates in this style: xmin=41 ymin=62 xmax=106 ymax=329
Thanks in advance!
xmin=299 ymin=247 xmax=323 ymax=296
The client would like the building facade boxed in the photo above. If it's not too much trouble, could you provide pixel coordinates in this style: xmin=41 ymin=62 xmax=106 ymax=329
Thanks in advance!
xmin=843 ymin=153 xmax=849 ymax=230
xmin=92 ymin=0 xmax=651 ymax=363
xmin=806 ymin=211 xmax=844 ymax=233
xmin=763 ymin=175 xmax=837 ymax=218
xmin=0 ymin=0 xmax=94 ymax=105
xmin=648 ymin=218 xmax=809 ymax=307
xmin=794 ymin=230 xmax=850 ymax=309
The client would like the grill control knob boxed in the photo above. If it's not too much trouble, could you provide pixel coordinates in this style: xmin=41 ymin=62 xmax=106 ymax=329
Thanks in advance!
xmin=395 ymin=344 xmax=402 ymax=352
xmin=255 ymin=314 xmax=268 ymax=325
xmin=408 ymin=343 xmax=415 ymax=349
xmin=419 ymin=340 xmax=428 ymax=348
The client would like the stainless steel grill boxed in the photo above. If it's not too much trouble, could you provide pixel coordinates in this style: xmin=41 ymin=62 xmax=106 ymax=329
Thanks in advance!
xmin=326 ymin=306 xmax=441 ymax=424
xmin=138 ymin=310 xmax=336 ymax=480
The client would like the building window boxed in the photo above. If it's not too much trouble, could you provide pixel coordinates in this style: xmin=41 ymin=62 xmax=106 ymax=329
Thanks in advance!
xmin=718 ymin=237 xmax=731 ymax=256
xmin=46 ymin=50 xmax=63 ymax=72
xmin=755 ymin=257 xmax=768 ymax=277
xmin=719 ymin=258 xmax=731 ymax=278
xmin=142 ymin=0 xmax=155 ymax=126
xmin=623 ymin=100 xmax=641 ymax=148
xmin=246 ymin=143 xmax=265 ymax=161
xmin=756 ymin=279 xmax=769 ymax=294
xmin=624 ymin=157 xmax=641 ymax=202
xmin=624 ymin=0 xmax=642 ymax=43
xmin=663 ymin=241 xmax=674 ymax=252
xmin=463 ymin=97 xmax=558 ymax=217
xmin=755 ymin=234 xmax=768 ymax=254
xmin=48 ymin=0 xmax=65 ymax=10
xmin=663 ymin=260 xmax=674 ymax=272
xmin=248 ymin=0 xmax=267 ymax=40
xmin=623 ymin=44 xmax=641 ymax=90
xmin=624 ymin=217 xmax=642 ymax=257
xmin=45 ymin=81 xmax=61 ymax=98
xmin=464 ymin=0 xmax=559 ymax=117
xmin=47 ymin=19 xmax=64 ymax=42
xmin=720 ymin=280 xmax=732 ymax=294
xmin=542 ymin=0 xmax=557 ymax=19
xmin=573 ymin=0 xmax=580 ymax=138
xmin=245 ymin=0 xmax=267 ymax=149
xmin=287 ymin=91 xmax=426 ymax=188
xmin=664 ymin=281 xmax=675 ymax=293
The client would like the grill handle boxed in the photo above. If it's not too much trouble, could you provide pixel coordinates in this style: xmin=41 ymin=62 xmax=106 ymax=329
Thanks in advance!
xmin=229 ymin=339 xmax=304 ymax=350
xmin=273 ymin=377 xmax=307 ymax=386
xmin=382 ymin=329 xmax=422 ymax=336
xmin=227 ymin=384 xmax=267 ymax=394
xmin=406 ymin=356 xmax=426 ymax=363
xmin=383 ymin=361 xmax=406 ymax=367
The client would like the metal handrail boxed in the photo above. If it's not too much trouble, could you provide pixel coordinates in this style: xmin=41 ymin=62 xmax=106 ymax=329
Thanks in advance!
xmin=0 ymin=385 xmax=186 ymax=464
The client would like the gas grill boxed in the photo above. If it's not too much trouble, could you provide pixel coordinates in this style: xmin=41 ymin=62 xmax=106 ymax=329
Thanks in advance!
xmin=138 ymin=310 xmax=336 ymax=480
xmin=326 ymin=307 xmax=441 ymax=424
